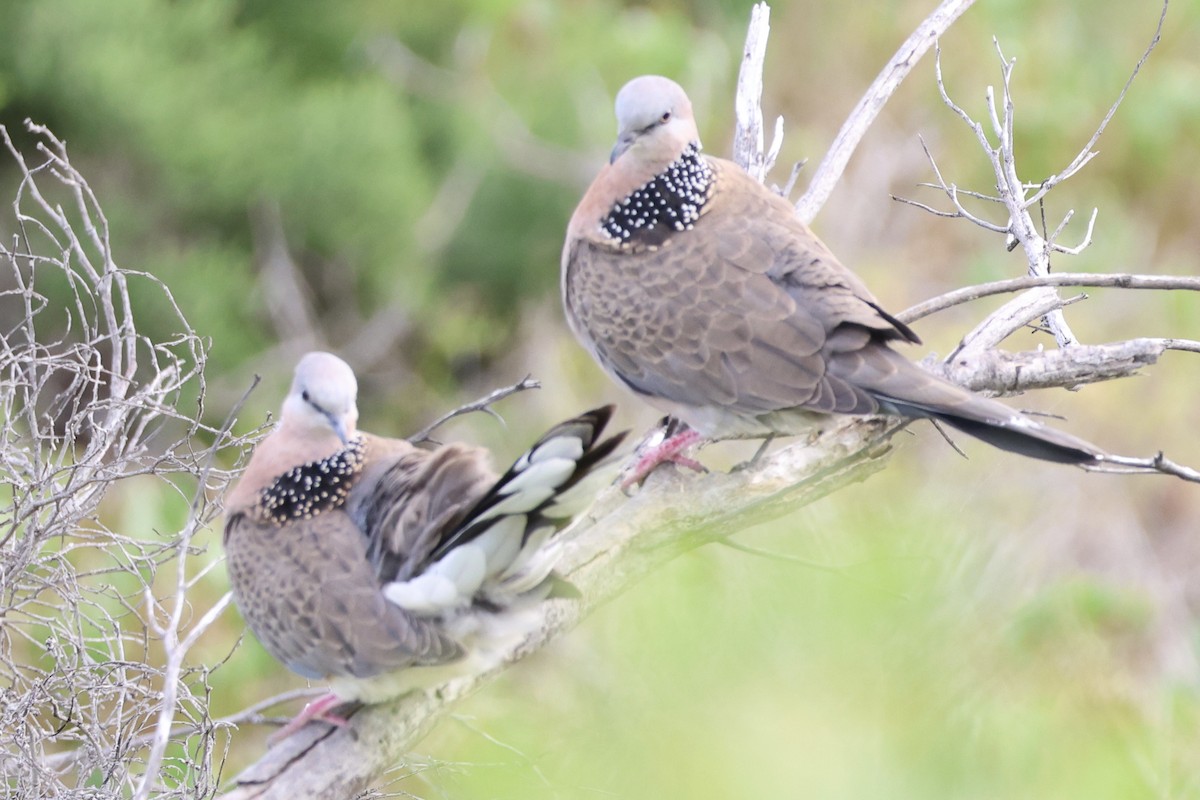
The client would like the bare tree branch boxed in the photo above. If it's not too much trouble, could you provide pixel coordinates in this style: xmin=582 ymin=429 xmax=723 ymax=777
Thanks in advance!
xmin=733 ymin=3 xmax=783 ymax=181
xmin=0 ymin=119 xmax=255 ymax=799
xmin=793 ymin=0 xmax=977 ymax=222
xmin=936 ymin=337 xmax=1177 ymax=394
xmin=407 ymin=375 xmax=542 ymax=445
xmin=1023 ymin=1 xmax=1167 ymax=210
xmin=1098 ymin=452 xmax=1200 ymax=483
xmin=905 ymin=1 xmax=1166 ymax=349
xmin=899 ymin=271 xmax=1200 ymax=324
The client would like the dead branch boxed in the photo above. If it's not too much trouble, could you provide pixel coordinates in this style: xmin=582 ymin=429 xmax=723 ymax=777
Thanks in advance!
xmin=904 ymin=2 xmax=1167 ymax=349
xmin=733 ymin=3 xmax=784 ymax=183
xmin=792 ymin=0 xmax=977 ymax=222
xmin=0 ymin=120 xmax=255 ymax=799
xmin=936 ymin=338 xmax=1176 ymax=393
xmin=899 ymin=271 xmax=1200 ymax=324
xmin=407 ymin=375 xmax=542 ymax=445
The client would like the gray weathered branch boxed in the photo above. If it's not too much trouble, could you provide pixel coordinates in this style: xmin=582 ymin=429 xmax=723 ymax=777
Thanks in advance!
xmin=793 ymin=0 xmax=977 ymax=221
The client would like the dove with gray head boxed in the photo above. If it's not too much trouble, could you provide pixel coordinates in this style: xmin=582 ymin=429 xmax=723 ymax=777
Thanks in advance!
xmin=562 ymin=74 xmax=1102 ymax=483
xmin=224 ymin=352 xmax=625 ymax=736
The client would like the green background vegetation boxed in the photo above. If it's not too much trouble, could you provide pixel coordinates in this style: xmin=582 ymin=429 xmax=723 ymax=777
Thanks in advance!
xmin=3 ymin=0 xmax=1200 ymax=796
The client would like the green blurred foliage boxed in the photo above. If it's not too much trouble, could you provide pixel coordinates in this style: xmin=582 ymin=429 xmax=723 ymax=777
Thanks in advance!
xmin=4 ymin=0 xmax=1200 ymax=796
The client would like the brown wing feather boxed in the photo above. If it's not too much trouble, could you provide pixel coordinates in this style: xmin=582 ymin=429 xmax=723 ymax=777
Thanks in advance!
xmin=223 ymin=508 xmax=462 ymax=681
xmin=348 ymin=437 xmax=496 ymax=583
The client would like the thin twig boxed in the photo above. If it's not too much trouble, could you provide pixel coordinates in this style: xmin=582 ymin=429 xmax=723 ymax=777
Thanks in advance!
xmin=717 ymin=538 xmax=851 ymax=576
xmin=407 ymin=376 xmax=542 ymax=444
xmin=1024 ymin=0 xmax=1168 ymax=208
xmin=899 ymin=272 xmax=1200 ymax=324
xmin=1089 ymin=452 xmax=1200 ymax=484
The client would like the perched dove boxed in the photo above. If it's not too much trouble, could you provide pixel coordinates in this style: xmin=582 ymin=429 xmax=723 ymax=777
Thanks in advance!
xmin=223 ymin=352 xmax=625 ymax=736
xmin=562 ymin=74 xmax=1102 ymax=481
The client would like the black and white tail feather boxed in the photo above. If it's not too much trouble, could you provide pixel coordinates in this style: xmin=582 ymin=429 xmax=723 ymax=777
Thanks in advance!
xmin=382 ymin=406 xmax=626 ymax=616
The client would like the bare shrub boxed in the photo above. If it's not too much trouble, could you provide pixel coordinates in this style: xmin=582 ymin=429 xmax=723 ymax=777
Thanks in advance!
xmin=0 ymin=122 xmax=256 ymax=800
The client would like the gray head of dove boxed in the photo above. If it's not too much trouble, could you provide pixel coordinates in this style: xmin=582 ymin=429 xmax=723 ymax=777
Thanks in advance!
xmin=610 ymin=75 xmax=701 ymax=164
xmin=281 ymin=351 xmax=359 ymax=445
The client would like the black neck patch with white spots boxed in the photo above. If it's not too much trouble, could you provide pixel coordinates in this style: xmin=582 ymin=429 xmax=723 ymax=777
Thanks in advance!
xmin=260 ymin=437 xmax=366 ymax=524
xmin=602 ymin=142 xmax=713 ymax=247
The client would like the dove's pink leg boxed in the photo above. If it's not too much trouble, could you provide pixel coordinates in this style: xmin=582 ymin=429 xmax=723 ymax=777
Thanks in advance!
xmin=268 ymin=693 xmax=351 ymax=744
xmin=622 ymin=428 xmax=705 ymax=489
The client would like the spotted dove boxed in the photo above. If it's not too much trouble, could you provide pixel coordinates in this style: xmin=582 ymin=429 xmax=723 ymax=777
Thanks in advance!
xmin=562 ymin=75 xmax=1102 ymax=480
xmin=223 ymin=352 xmax=625 ymax=734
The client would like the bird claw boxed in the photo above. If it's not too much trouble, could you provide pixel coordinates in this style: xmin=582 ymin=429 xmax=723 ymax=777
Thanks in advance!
xmin=621 ymin=427 xmax=706 ymax=490
xmin=267 ymin=693 xmax=353 ymax=744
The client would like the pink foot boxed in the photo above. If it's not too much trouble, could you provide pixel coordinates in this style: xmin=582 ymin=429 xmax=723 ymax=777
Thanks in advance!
xmin=268 ymin=693 xmax=351 ymax=744
xmin=621 ymin=427 xmax=706 ymax=489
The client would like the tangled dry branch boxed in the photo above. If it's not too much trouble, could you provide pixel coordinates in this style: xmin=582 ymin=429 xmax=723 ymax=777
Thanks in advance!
xmin=0 ymin=121 xmax=260 ymax=799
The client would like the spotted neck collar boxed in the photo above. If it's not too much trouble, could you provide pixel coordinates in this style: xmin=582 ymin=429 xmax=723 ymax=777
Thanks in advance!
xmin=601 ymin=142 xmax=713 ymax=246
xmin=259 ymin=436 xmax=366 ymax=524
